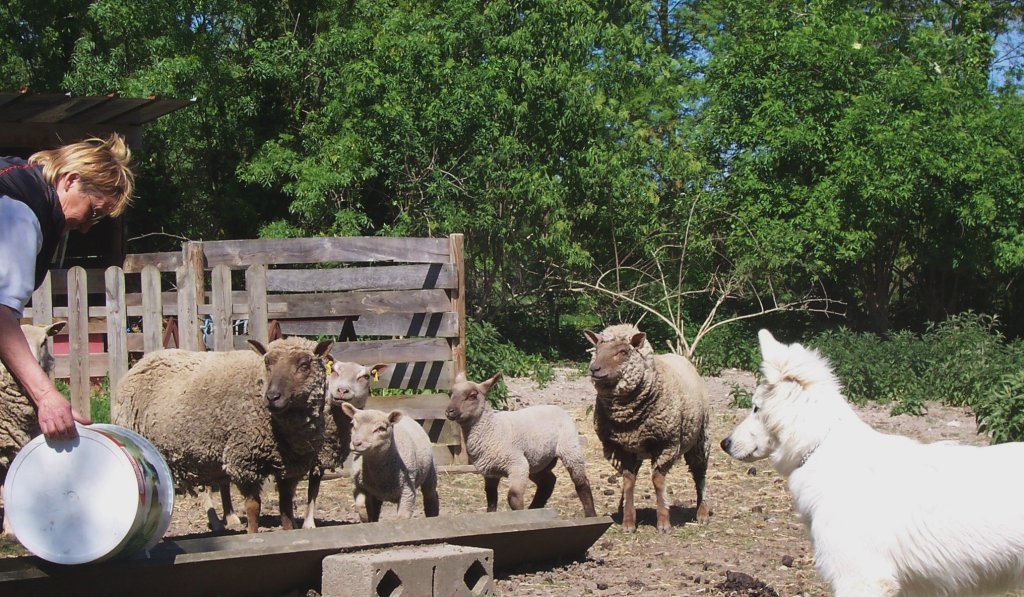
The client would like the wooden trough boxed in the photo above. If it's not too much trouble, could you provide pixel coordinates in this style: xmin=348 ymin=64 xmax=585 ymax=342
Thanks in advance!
xmin=0 ymin=509 xmax=611 ymax=596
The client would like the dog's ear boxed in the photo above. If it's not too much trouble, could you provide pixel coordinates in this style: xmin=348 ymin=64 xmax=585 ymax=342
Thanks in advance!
xmin=758 ymin=329 xmax=788 ymax=383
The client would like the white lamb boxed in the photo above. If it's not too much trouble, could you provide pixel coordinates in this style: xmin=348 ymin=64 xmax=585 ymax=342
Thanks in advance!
xmin=445 ymin=372 xmax=597 ymax=517
xmin=302 ymin=361 xmax=387 ymax=528
xmin=341 ymin=403 xmax=439 ymax=522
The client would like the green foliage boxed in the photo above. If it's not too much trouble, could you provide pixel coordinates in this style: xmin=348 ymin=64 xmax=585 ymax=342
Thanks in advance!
xmin=465 ymin=318 xmax=554 ymax=408
xmin=691 ymin=321 xmax=761 ymax=376
xmin=55 ymin=377 xmax=111 ymax=424
xmin=728 ymin=383 xmax=753 ymax=410
xmin=976 ymin=370 xmax=1024 ymax=444
xmin=810 ymin=314 xmax=1024 ymax=420
xmin=89 ymin=377 xmax=111 ymax=424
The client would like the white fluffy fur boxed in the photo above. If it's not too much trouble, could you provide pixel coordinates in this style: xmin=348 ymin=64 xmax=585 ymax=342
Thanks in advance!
xmin=721 ymin=329 xmax=1024 ymax=597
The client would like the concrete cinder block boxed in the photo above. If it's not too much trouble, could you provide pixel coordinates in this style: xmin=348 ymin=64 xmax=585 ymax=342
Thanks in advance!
xmin=322 ymin=544 xmax=494 ymax=597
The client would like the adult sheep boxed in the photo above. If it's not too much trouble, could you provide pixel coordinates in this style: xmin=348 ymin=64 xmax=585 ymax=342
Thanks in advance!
xmin=1 ymin=322 xmax=64 ymax=535
xmin=584 ymin=323 xmax=710 ymax=533
xmin=302 ymin=361 xmax=387 ymax=529
xmin=113 ymin=336 xmax=333 ymax=534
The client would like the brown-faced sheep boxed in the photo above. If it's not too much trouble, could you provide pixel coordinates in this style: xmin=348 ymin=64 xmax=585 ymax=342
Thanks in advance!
xmin=585 ymin=323 xmax=710 ymax=533
xmin=1 ymin=322 xmax=65 ymax=535
xmin=113 ymin=336 xmax=333 ymax=534
xmin=342 ymin=403 xmax=439 ymax=522
xmin=302 ymin=361 xmax=387 ymax=529
xmin=445 ymin=372 xmax=597 ymax=517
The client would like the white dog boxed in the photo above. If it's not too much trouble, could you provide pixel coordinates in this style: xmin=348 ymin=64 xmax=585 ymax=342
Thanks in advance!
xmin=721 ymin=329 xmax=1024 ymax=597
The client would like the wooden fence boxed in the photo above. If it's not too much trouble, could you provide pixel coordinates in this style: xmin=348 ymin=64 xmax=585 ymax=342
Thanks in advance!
xmin=23 ymin=234 xmax=468 ymax=466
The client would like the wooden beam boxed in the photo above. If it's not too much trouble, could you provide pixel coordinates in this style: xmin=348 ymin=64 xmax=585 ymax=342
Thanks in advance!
xmin=0 ymin=510 xmax=611 ymax=597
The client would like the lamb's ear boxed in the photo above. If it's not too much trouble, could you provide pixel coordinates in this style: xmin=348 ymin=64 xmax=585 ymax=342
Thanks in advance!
xmin=45 ymin=321 xmax=66 ymax=337
xmin=371 ymin=363 xmax=389 ymax=376
xmin=479 ymin=372 xmax=502 ymax=394
xmin=314 ymin=339 xmax=335 ymax=358
xmin=629 ymin=332 xmax=646 ymax=349
xmin=341 ymin=402 xmax=359 ymax=418
xmin=248 ymin=339 xmax=268 ymax=356
xmin=583 ymin=330 xmax=601 ymax=346
xmin=388 ymin=410 xmax=403 ymax=425
xmin=455 ymin=371 xmax=468 ymax=384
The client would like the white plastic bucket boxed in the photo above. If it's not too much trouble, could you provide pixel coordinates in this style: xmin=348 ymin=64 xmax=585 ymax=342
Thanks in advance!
xmin=5 ymin=423 xmax=175 ymax=565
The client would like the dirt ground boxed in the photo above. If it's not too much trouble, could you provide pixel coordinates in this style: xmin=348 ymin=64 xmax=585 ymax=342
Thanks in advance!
xmin=0 ymin=367 xmax=1004 ymax=596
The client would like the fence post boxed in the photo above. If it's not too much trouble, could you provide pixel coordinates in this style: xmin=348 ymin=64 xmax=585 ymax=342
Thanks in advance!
xmin=211 ymin=265 xmax=232 ymax=351
xmin=105 ymin=266 xmax=128 ymax=411
xmin=142 ymin=265 xmax=163 ymax=353
xmin=177 ymin=241 xmax=204 ymax=351
xmin=31 ymin=272 xmax=55 ymax=380
xmin=246 ymin=264 xmax=269 ymax=345
xmin=448 ymin=233 xmax=468 ymax=465
xmin=67 ymin=267 xmax=90 ymax=416
xmin=448 ymin=233 xmax=466 ymax=374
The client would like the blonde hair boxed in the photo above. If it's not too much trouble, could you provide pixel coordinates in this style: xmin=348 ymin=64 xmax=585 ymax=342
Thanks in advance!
xmin=30 ymin=133 xmax=135 ymax=217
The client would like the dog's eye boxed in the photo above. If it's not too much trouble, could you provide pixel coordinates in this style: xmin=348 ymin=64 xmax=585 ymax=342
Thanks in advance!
xmin=752 ymin=405 xmax=760 ymax=414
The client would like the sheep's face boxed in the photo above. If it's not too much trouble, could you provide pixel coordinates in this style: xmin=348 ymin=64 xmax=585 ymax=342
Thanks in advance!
xmin=19 ymin=322 xmax=65 ymax=375
xmin=344 ymin=404 xmax=402 ymax=456
xmin=446 ymin=372 xmax=501 ymax=423
xmin=584 ymin=329 xmax=647 ymax=389
xmin=329 ymin=362 xmax=387 ymax=411
xmin=251 ymin=338 xmax=334 ymax=415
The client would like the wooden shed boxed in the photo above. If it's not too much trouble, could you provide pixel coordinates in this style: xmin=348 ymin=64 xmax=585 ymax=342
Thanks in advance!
xmin=0 ymin=89 xmax=193 ymax=269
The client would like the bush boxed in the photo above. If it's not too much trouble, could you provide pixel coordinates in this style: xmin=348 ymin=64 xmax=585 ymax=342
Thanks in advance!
xmin=810 ymin=314 xmax=1024 ymax=424
xmin=976 ymin=370 xmax=1024 ymax=444
xmin=691 ymin=322 xmax=761 ymax=376
xmin=466 ymin=318 xmax=554 ymax=408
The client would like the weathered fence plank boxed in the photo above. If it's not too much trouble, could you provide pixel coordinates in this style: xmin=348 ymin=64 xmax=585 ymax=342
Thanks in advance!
xmin=210 ymin=265 xmax=232 ymax=352
xmin=67 ymin=268 xmax=90 ymax=414
xmin=266 ymin=263 xmax=458 ymax=293
xmin=105 ymin=267 xmax=128 ymax=401
xmin=141 ymin=265 xmax=163 ymax=353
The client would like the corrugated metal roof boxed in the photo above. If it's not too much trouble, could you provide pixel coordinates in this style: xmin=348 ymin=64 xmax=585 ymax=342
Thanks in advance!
xmin=0 ymin=91 xmax=193 ymax=126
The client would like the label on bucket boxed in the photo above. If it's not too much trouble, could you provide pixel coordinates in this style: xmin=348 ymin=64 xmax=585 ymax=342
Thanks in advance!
xmin=5 ymin=424 xmax=175 ymax=565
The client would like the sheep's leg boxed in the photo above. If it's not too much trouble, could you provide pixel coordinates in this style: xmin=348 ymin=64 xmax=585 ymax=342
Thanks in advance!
xmin=421 ymin=471 xmax=440 ymax=517
xmin=243 ymin=493 xmax=262 ymax=534
xmin=564 ymin=464 xmax=597 ymax=517
xmin=396 ymin=485 xmax=418 ymax=519
xmin=303 ymin=470 xmax=321 ymax=529
xmin=619 ymin=455 xmax=642 ymax=533
xmin=507 ymin=461 xmax=531 ymax=510
xmin=353 ymin=489 xmax=370 ymax=523
xmin=683 ymin=434 xmax=711 ymax=524
xmin=219 ymin=483 xmax=241 ymax=527
xmin=559 ymin=442 xmax=598 ymax=517
xmin=366 ymin=494 xmax=383 ymax=523
xmin=528 ymin=460 xmax=557 ymax=509
xmin=276 ymin=476 xmax=301 ymax=530
xmin=652 ymin=467 xmax=671 ymax=533
xmin=201 ymin=486 xmax=226 ymax=532
xmin=484 ymin=476 xmax=500 ymax=512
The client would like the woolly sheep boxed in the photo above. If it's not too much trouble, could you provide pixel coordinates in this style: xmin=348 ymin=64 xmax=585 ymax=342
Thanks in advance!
xmin=113 ymin=336 xmax=333 ymax=533
xmin=302 ymin=361 xmax=387 ymax=529
xmin=1 ymin=322 xmax=65 ymax=535
xmin=445 ymin=372 xmax=597 ymax=517
xmin=341 ymin=403 xmax=439 ymax=522
xmin=584 ymin=323 xmax=710 ymax=533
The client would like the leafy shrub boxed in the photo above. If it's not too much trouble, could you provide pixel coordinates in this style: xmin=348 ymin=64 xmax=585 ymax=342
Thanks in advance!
xmin=466 ymin=318 xmax=554 ymax=408
xmin=692 ymin=322 xmax=761 ymax=376
xmin=56 ymin=377 xmax=112 ymax=424
xmin=810 ymin=314 xmax=1024 ymax=423
xmin=728 ymin=383 xmax=753 ymax=409
xmin=976 ymin=370 xmax=1024 ymax=444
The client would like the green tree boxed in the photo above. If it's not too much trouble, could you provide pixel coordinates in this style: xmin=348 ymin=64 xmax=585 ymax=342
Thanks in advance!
xmin=697 ymin=0 xmax=1024 ymax=332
